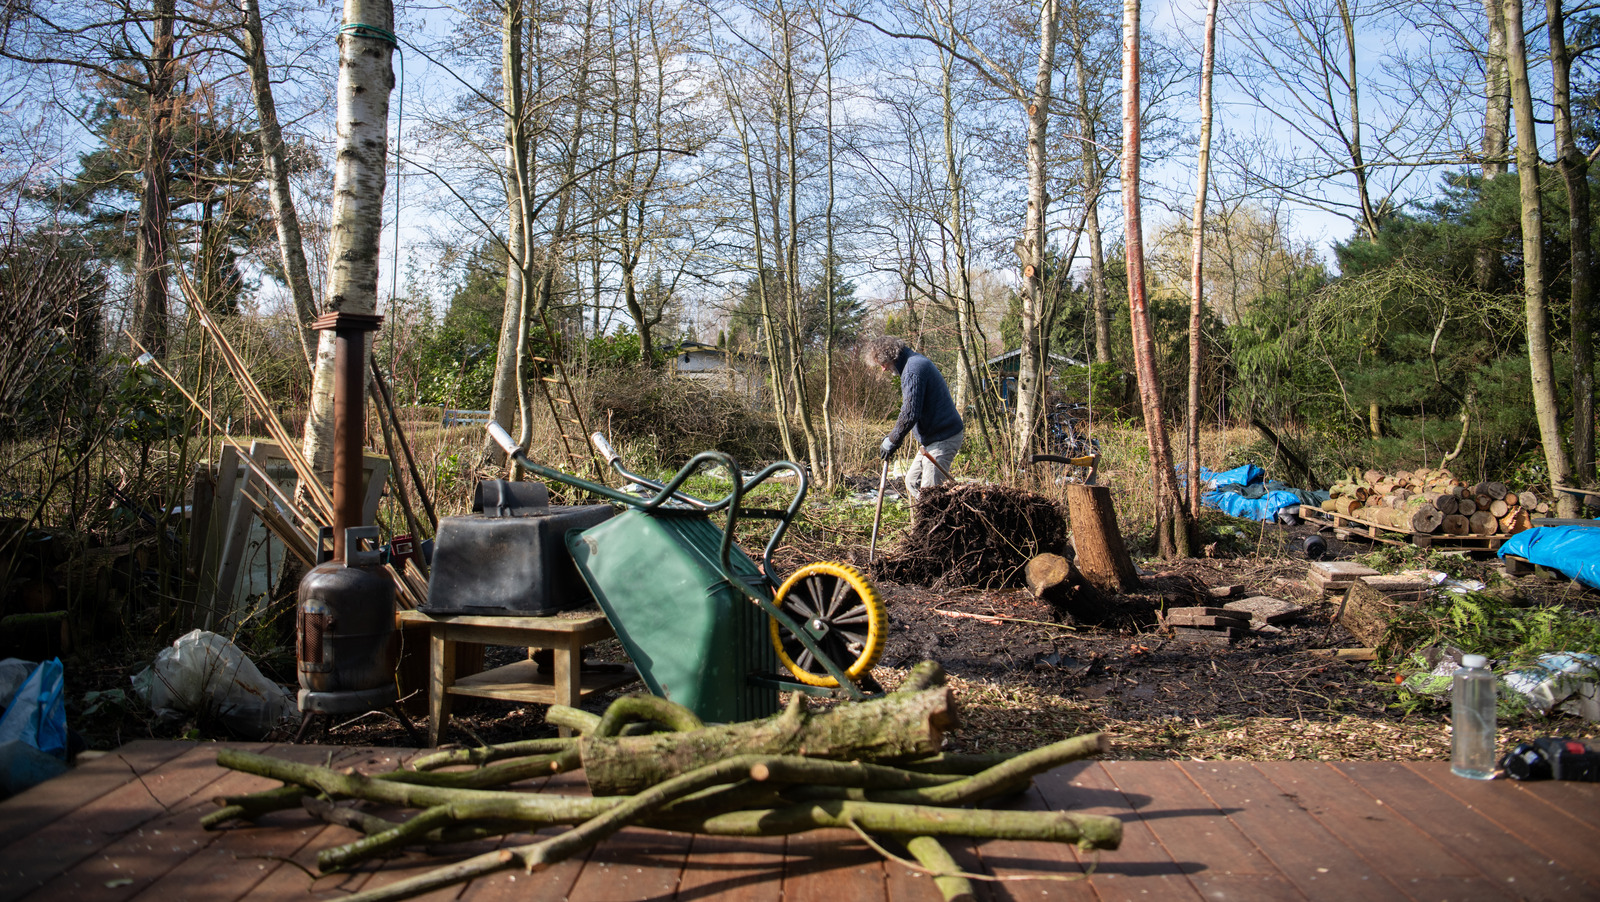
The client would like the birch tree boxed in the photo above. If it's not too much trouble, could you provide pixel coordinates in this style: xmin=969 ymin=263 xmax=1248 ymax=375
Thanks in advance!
xmin=301 ymin=0 xmax=396 ymax=485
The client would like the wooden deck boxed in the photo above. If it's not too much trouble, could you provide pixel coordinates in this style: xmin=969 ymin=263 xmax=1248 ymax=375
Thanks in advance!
xmin=3 ymin=740 xmax=1598 ymax=901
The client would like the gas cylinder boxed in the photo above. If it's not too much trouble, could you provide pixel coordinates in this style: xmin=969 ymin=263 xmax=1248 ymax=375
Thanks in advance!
xmin=297 ymin=526 xmax=396 ymax=694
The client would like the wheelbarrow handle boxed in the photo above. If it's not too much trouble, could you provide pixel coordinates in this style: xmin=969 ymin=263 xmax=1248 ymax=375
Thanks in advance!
xmin=487 ymin=421 xmax=521 ymax=457
xmin=589 ymin=432 xmax=622 ymax=467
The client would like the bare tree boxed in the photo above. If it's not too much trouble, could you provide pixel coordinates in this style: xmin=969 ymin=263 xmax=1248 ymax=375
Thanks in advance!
xmin=1186 ymin=0 xmax=1219 ymax=519
xmin=1547 ymin=0 xmax=1594 ymax=486
xmin=1123 ymin=0 xmax=1193 ymax=556
xmin=1503 ymin=0 xmax=1577 ymax=515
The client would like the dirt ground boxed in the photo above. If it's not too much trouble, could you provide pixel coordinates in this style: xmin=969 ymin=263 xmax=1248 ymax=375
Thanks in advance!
xmin=60 ymin=516 xmax=1599 ymax=761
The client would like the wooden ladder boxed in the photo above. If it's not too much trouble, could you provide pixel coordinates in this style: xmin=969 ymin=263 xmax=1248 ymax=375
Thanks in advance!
xmin=530 ymin=306 xmax=607 ymax=482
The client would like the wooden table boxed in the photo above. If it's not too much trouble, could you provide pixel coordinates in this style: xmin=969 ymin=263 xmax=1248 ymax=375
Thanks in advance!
xmin=394 ymin=609 xmax=636 ymax=746
xmin=4 ymin=741 xmax=1599 ymax=901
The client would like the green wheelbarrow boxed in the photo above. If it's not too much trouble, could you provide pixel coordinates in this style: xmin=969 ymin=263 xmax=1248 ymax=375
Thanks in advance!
xmin=487 ymin=424 xmax=885 ymax=722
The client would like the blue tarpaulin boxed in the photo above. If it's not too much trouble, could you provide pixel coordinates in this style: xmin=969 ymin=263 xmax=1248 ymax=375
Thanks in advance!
xmin=1497 ymin=525 xmax=1600 ymax=590
xmin=1183 ymin=464 xmax=1325 ymax=522
xmin=1199 ymin=464 xmax=1263 ymax=489
xmin=1202 ymin=488 xmax=1308 ymax=522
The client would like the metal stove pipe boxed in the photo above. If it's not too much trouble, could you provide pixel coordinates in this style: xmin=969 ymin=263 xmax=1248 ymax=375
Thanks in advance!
xmin=311 ymin=311 xmax=383 ymax=560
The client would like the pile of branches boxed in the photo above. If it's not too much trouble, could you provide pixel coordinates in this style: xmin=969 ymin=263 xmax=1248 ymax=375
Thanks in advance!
xmin=877 ymin=483 xmax=1068 ymax=589
xmin=207 ymin=662 xmax=1119 ymax=902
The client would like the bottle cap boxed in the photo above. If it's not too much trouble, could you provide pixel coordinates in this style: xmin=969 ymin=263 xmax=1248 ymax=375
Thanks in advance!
xmin=1462 ymin=654 xmax=1488 ymax=669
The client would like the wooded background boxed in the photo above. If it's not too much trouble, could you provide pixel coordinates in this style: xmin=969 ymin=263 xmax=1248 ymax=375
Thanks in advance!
xmin=1 ymin=0 xmax=1597 ymax=570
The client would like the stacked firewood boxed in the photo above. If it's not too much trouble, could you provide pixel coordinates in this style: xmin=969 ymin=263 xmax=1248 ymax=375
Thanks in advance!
xmin=1321 ymin=469 xmax=1545 ymax=537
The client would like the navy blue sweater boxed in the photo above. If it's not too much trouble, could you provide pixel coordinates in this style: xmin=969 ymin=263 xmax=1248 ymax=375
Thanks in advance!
xmin=887 ymin=347 xmax=963 ymax=448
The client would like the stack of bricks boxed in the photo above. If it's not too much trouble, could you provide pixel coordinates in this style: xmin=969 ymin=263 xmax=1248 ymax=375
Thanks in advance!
xmin=1306 ymin=561 xmax=1379 ymax=597
xmin=1162 ymin=606 xmax=1252 ymax=644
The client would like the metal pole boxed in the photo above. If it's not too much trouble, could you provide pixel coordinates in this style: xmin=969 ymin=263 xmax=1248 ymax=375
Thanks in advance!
xmin=868 ymin=458 xmax=889 ymax=565
xmin=313 ymin=310 xmax=383 ymax=561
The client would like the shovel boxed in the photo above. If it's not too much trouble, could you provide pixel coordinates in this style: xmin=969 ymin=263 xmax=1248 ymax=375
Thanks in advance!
xmin=868 ymin=457 xmax=889 ymax=565
xmin=919 ymin=447 xmax=954 ymax=482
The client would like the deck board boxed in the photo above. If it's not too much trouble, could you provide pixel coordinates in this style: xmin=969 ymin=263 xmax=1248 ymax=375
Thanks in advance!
xmin=5 ymin=741 xmax=1600 ymax=901
xmin=1176 ymin=761 xmax=1409 ymax=901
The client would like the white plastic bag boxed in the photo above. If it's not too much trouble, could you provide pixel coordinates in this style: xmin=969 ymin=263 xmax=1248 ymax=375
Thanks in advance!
xmin=1502 ymin=652 xmax=1600 ymax=721
xmin=131 ymin=630 xmax=298 ymax=738
xmin=0 ymin=658 xmax=36 ymax=710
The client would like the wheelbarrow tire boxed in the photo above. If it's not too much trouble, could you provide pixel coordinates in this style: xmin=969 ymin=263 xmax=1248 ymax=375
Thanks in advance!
xmin=769 ymin=561 xmax=887 ymax=688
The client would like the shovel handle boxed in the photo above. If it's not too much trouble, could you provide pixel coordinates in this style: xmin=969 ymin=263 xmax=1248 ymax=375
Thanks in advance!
xmin=868 ymin=458 xmax=890 ymax=565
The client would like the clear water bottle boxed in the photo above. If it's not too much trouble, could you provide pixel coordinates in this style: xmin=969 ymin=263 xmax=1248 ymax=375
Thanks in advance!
xmin=1451 ymin=654 xmax=1497 ymax=779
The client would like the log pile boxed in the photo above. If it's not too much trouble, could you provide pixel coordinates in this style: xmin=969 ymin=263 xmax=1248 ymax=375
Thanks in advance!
xmin=1322 ymin=469 xmax=1544 ymax=537
xmin=205 ymin=662 xmax=1120 ymax=902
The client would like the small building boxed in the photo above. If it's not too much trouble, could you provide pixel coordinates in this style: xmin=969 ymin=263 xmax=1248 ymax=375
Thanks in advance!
xmin=668 ymin=340 xmax=766 ymax=397
xmin=984 ymin=348 xmax=1085 ymax=407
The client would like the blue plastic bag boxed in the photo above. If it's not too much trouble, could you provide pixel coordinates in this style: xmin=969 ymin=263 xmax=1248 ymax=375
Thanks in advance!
xmin=0 ymin=657 xmax=67 ymax=758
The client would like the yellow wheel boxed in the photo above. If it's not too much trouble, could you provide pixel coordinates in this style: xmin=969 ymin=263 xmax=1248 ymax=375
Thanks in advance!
xmin=769 ymin=561 xmax=887 ymax=687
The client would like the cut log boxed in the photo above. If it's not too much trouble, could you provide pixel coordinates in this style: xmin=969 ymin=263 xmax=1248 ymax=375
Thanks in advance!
xmin=1441 ymin=513 xmax=1470 ymax=535
xmin=1408 ymin=505 xmax=1443 ymax=534
xmin=1065 ymin=484 xmax=1138 ymax=594
xmin=1476 ymin=481 xmax=1509 ymax=500
xmin=1518 ymin=491 xmax=1539 ymax=509
xmin=579 ymin=686 xmax=958 ymax=795
xmin=1457 ymin=497 xmax=1477 ymax=516
xmin=1024 ymin=553 xmax=1087 ymax=621
xmin=1468 ymin=510 xmax=1496 ymax=534
xmin=1499 ymin=510 xmax=1531 ymax=535
xmin=1488 ymin=498 xmax=1509 ymax=518
xmin=1432 ymin=493 xmax=1458 ymax=515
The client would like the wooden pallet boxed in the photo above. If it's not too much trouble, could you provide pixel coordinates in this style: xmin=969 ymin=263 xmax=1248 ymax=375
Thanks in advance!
xmin=1299 ymin=505 xmax=1508 ymax=551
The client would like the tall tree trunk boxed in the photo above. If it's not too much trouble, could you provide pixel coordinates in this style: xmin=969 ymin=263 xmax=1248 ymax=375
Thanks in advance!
xmin=778 ymin=2 xmax=822 ymax=480
xmin=484 ymin=0 xmax=529 ymax=466
xmin=1333 ymin=0 xmax=1379 ymax=239
xmin=941 ymin=11 xmax=990 ymax=457
xmin=1012 ymin=0 xmax=1061 ymax=462
xmin=1504 ymin=0 xmax=1578 ymax=516
xmin=1073 ymin=41 xmax=1112 ymax=365
xmin=241 ymin=0 xmax=318 ymax=371
xmin=1548 ymin=0 xmax=1594 ymax=487
xmin=1475 ymin=0 xmax=1511 ymax=290
xmin=1185 ymin=0 xmax=1218 ymax=520
xmin=1123 ymin=0 xmax=1193 ymax=557
xmin=820 ymin=25 xmax=839 ymax=489
xmin=134 ymin=0 xmax=175 ymax=358
xmin=301 ymin=0 xmax=396 ymax=488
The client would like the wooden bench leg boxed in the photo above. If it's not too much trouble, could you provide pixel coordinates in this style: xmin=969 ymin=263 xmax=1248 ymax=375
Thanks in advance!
xmin=553 ymin=635 xmax=583 ymax=738
xmin=429 ymin=632 xmax=456 ymax=747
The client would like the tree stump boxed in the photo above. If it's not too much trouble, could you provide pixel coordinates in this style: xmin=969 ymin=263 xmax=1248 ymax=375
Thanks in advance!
xmin=1064 ymin=484 xmax=1138 ymax=594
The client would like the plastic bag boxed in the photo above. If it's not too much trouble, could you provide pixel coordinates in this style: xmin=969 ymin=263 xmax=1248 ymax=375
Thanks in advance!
xmin=0 ymin=658 xmax=67 ymax=758
xmin=0 ymin=658 xmax=36 ymax=710
xmin=1502 ymin=652 xmax=1600 ymax=721
xmin=131 ymin=630 xmax=298 ymax=739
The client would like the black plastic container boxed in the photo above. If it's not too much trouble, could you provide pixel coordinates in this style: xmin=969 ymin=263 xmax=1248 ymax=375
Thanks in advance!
xmin=423 ymin=505 xmax=616 ymax=616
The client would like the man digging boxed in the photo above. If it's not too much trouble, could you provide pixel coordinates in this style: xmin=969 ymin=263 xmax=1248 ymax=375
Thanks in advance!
xmin=863 ymin=336 xmax=964 ymax=501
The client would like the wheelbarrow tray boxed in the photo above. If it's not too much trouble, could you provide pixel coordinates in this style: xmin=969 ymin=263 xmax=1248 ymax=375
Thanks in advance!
xmin=567 ymin=508 xmax=780 ymax=723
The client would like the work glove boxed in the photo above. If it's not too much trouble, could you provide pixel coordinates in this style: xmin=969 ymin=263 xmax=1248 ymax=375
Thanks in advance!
xmin=880 ymin=437 xmax=898 ymax=460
